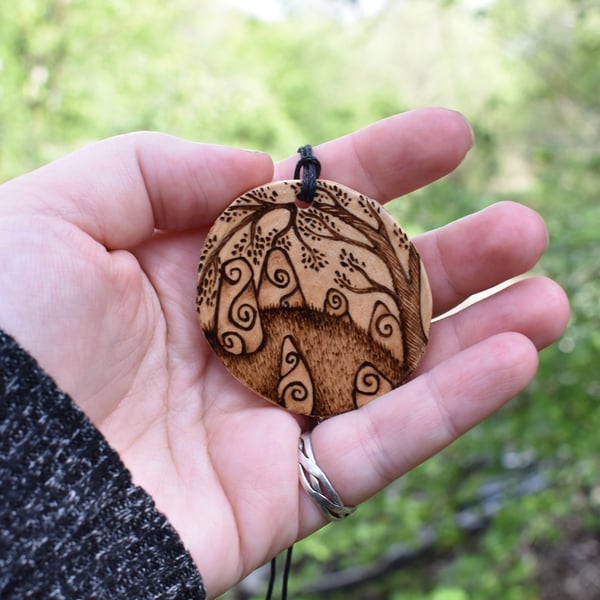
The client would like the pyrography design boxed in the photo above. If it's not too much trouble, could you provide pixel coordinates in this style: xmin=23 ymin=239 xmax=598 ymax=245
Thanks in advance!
xmin=197 ymin=180 xmax=432 ymax=417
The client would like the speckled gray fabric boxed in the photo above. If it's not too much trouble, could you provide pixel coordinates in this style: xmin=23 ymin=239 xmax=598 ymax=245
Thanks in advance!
xmin=0 ymin=330 xmax=205 ymax=599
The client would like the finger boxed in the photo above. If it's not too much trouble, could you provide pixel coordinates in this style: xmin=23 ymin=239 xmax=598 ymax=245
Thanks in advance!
xmin=418 ymin=276 xmax=570 ymax=374
xmin=274 ymin=108 xmax=474 ymax=201
xmin=415 ymin=201 xmax=549 ymax=316
xmin=0 ymin=133 xmax=274 ymax=249
xmin=298 ymin=332 xmax=539 ymax=533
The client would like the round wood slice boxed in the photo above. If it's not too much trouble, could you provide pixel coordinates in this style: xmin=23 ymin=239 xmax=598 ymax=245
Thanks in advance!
xmin=196 ymin=180 xmax=432 ymax=418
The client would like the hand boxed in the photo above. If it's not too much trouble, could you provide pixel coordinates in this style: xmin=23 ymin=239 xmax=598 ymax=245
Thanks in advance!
xmin=0 ymin=109 xmax=569 ymax=597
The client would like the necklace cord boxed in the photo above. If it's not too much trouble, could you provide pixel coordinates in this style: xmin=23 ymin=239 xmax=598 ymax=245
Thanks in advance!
xmin=265 ymin=546 xmax=294 ymax=600
xmin=265 ymin=144 xmax=318 ymax=600
xmin=281 ymin=545 xmax=294 ymax=599
xmin=265 ymin=557 xmax=277 ymax=600
xmin=294 ymin=145 xmax=321 ymax=204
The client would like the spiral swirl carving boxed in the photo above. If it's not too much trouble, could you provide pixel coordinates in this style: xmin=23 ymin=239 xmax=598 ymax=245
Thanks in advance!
xmin=374 ymin=312 xmax=397 ymax=338
xmin=283 ymin=347 xmax=300 ymax=371
xmin=368 ymin=301 xmax=403 ymax=363
xmin=222 ymin=260 xmax=246 ymax=284
xmin=353 ymin=362 xmax=393 ymax=409
xmin=220 ymin=331 xmax=245 ymax=355
xmin=277 ymin=335 xmax=314 ymax=415
xmin=279 ymin=381 xmax=310 ymax=405
xmin=270 ymin=267 xmax=291 ymax=289
xmin=369 ymin=301 xmax=400 ymax=338
xmin=355 ymin=364 xmax=382 ymax=394
xmin=258 ymin=248 xmax=305 ymax=309
xmin=323 ymin=287 xmax=349 ymax=318
xmin=228 ymin=300 xmax=257 ymax=332
xmin=216 ymin=257 xmax=263 ymax=355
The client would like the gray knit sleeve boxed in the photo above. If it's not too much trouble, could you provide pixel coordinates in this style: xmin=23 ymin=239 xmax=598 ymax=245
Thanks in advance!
xmin=0 ymin=330 xmax=206 ymax=599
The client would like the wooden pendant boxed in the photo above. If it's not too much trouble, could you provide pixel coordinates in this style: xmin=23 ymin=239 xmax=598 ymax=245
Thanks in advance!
xmin=196 ymin=180 xmax=432 ymax=418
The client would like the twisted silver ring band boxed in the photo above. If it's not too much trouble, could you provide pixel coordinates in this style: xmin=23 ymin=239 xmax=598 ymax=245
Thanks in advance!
xmin=298 ymin=432 xmax=356 ymax=521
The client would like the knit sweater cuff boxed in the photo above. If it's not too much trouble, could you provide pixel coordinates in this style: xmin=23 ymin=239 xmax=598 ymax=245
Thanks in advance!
xmin=0 ymin=330 xmax=205 ymax=599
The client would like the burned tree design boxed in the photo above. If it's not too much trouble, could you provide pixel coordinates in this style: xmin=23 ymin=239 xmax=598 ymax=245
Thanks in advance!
xmin=197 ymin=180 xmax=432 ymax=417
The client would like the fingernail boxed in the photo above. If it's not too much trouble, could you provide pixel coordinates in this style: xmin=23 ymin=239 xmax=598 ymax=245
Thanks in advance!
xmin=243 ymin=148 xmax=270 ymax=156
xmin=460 ymin=112 xmax=475 ymax=149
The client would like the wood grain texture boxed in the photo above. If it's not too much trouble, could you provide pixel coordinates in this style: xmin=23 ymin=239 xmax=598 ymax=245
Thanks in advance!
xmin=197 ymin=180 xmax=432 ymax=417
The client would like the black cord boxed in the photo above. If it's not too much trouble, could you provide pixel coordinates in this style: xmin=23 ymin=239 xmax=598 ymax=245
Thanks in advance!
xmin=281 ymin=545 xmax=294 ymax=599
xmin=265 ymin=556 xmax=277 ymax=600
xmin=264 ymin=143 xmax=318 ymax=600
xmin=265 ymin=546 xmax=294 ymax=600
xmin=294 ymin=145 xmax=321 ymax=204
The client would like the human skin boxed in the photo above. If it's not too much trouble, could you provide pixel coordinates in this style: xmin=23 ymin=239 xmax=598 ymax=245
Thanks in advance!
xmin=0 ymin=108 xmax=569 ymax=598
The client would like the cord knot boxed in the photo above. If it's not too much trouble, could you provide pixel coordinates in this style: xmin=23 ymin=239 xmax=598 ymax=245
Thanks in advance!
xmin=294 ymin=145 xmax=321 ymax=204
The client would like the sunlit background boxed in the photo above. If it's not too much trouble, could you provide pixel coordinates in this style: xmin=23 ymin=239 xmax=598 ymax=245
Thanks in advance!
xmin=1 ymin=1 xmax=599 ymax=598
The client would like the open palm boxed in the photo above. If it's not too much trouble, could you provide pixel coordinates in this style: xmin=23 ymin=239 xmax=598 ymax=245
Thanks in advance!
xmin=0 ymin=109 xmax=569 ymax=598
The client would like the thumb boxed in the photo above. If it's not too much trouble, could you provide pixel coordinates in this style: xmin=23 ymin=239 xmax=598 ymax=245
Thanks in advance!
xmin=0 ymin=132 xmax=274 ymax=249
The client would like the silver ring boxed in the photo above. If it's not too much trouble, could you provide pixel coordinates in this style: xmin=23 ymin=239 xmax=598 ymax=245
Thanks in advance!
xmin=298 ymin=432 xmax=356 ymax=521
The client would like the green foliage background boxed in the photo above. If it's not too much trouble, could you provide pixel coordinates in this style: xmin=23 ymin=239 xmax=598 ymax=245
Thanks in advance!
xmin=1 ymin=0 xmax=599 ymax=598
